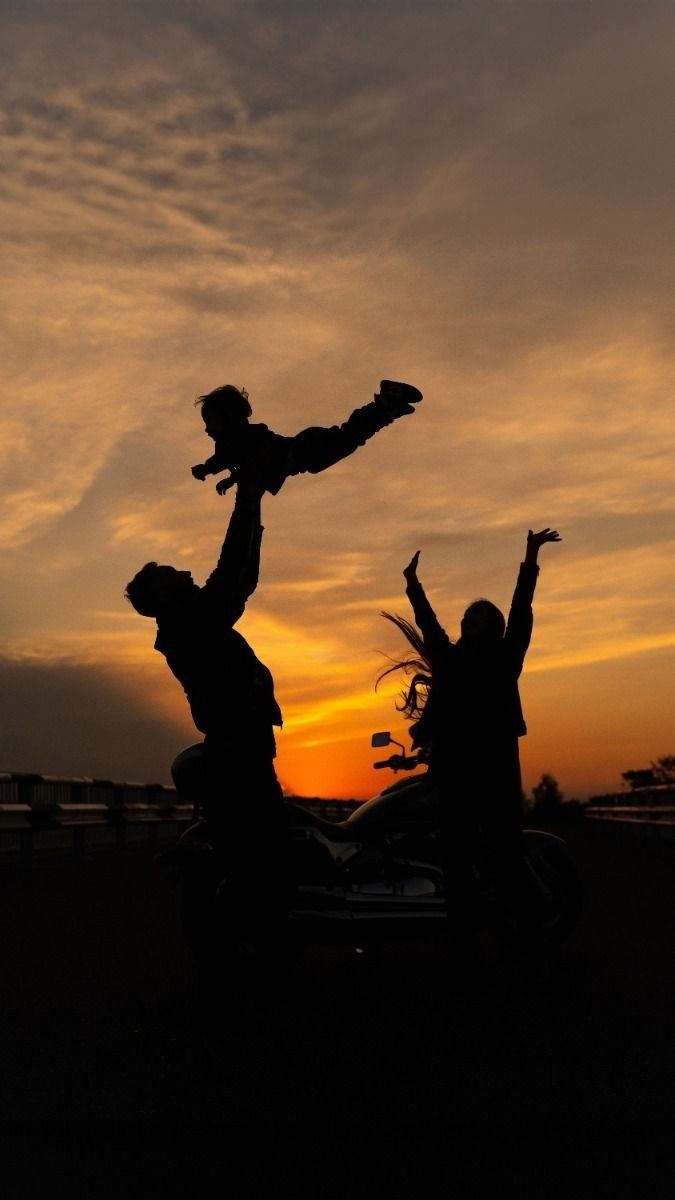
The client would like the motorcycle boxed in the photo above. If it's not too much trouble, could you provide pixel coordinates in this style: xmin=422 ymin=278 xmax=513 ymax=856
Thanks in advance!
xmin=159 ymin=733 xmax=582 ymax=967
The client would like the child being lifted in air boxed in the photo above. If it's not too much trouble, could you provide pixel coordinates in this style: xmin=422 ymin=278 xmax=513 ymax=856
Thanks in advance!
xmin=191 ymin=379 xmax=423 ymax=496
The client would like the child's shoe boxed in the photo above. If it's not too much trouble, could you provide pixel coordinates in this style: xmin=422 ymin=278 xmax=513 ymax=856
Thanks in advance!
xmin=376 ymin=380 xmax=423 ymax=417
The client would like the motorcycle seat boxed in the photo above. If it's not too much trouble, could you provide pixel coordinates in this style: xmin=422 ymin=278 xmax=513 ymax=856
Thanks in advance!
xmin=285 ymin=803 xmax=364 ymax=843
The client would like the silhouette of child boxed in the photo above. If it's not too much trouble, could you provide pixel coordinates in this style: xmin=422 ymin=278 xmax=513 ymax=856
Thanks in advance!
xmin=191 ymin=379 xmax=423 ymax=496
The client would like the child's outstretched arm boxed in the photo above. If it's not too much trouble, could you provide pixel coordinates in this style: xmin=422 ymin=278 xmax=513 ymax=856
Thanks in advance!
xmin=192 ymin=457 xmax=239 ymax=496
xmin=192 ymin=453 xmax=228 ymax=480
xmin=505 ymin=528 xmax=561 ymax=673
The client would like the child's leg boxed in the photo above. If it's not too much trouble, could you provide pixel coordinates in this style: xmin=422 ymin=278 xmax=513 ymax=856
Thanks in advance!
xmin=286 ymin=381 xmax=423 ymax=478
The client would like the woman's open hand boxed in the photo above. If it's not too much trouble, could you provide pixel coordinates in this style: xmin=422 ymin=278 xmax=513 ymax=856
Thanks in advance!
xmin=526 ymin=528 xmax=561 ymax=563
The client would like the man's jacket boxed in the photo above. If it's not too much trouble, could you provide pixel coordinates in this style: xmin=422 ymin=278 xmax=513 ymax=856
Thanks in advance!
xmin=154 ymin=492 xmax=282 ymax=755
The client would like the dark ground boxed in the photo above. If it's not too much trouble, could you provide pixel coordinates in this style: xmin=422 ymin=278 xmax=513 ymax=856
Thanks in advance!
xmin=1 ymin=821 xmax=673 ymax=1133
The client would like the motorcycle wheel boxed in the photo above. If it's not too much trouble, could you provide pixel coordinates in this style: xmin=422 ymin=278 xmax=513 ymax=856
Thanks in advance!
xmin=525 ymin=840 xmax=583 ymax=948
xmin=481 ymin=840 xmax=583 ymax=955
xmin=179 ymin=865 xmax=300 ymax=982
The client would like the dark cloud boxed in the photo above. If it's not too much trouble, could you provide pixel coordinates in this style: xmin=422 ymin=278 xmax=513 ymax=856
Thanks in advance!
xmin=4 ymin=0 xmax=673 ymax=295
xmin=171 ymin=282 xmax=259 ymax=314
xmin=0 ymin=657 xmax=188 ymax=782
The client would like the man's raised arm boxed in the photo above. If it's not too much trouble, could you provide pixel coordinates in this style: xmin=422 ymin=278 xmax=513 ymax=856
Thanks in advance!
xmin=203 ymin=477 xmax=265 ymax=624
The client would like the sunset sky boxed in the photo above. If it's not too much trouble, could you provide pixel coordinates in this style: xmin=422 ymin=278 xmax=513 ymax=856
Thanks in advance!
xmin=1 ymin=0 xmax=674 ymax=800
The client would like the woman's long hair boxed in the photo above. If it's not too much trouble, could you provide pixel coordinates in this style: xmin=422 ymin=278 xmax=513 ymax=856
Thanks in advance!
xmin=376 ymin=611 xmax=433 ymax=720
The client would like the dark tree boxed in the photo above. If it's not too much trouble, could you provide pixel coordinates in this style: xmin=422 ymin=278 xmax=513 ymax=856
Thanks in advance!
xmin=653 ymin=756 xmax=675 ymax=783
xmin=530 ymin=772 xmax=564 ymax=818
xmin=622 ymin=768 xmax=658 ymax=790
xmin=622 ymin=756 xmax=675 ymax=790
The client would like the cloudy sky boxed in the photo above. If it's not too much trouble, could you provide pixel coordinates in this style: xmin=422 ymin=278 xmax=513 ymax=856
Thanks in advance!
xmin=1 ymin=0 xmax=674 ymax=799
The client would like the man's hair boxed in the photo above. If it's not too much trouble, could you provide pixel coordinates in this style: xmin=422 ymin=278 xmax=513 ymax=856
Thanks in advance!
xmin=125 ymin=562 xmax=161 ymax=617
xmin=195 ymin=384 xmax=252 ymax=423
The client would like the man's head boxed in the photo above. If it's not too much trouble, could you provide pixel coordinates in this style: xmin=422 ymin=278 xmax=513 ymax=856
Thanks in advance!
xmin=460 ymin=598 xmax=506 ymax=642
xmin=195 ymin=384 xmax=252 ymax=439
xmin=125 ymin=562 xmax=196 ymax=617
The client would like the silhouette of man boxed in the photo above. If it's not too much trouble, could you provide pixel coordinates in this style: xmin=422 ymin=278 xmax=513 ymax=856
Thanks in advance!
xmin=125 ymin=473 xmax=288 ymax=962
xmin=384 ymin=528 xmax=561 ymax=982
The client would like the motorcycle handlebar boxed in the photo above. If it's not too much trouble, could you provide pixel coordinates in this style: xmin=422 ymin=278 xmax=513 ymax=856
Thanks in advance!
xmin=373 ymin=754 xmax=419 ymax=772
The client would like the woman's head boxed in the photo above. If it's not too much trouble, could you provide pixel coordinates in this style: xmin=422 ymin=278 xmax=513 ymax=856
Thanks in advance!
xmin=460 ymin=598 xmax=505 ymax=642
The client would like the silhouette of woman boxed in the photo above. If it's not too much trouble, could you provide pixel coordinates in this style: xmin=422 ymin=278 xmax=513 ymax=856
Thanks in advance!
xmin=380 ymin=528 xmax=561 ymax=976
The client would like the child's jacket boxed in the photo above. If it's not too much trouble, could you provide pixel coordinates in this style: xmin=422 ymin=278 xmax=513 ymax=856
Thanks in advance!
xmin=211 ymin=396 xmax=405 ymax=494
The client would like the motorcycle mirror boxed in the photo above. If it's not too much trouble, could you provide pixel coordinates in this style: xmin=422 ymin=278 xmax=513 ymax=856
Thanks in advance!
xmin=371 ymin=732 xmax=391 ymax=748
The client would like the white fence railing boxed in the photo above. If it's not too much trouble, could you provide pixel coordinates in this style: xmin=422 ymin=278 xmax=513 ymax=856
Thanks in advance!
xmin=584 ymin=805 xmax=675 ymax=842
xmin=0 ymin=771 xmax=360 ymax=863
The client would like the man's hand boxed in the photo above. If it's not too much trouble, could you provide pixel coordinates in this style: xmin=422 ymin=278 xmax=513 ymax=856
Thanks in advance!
xmin=525 ymin=528 xmax=561 ymax=563
xmin=403 ymin=550 xmax=421 ymax=581
xmin=233 ymin=460 xmax=268 ymax=500
xmin=215 ymin=469 xmax=238 ymax=496
xmin=192 ymin=463 xmax=208 ymax=481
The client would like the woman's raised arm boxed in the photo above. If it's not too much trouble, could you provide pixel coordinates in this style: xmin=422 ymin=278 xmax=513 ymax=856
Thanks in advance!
xmin=403 ymin=551 xmax=449 ymax=658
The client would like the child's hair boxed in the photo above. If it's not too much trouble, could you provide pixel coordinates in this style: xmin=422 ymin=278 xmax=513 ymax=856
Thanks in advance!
xmin=194 ymin=384 xmax=251 ymax=423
